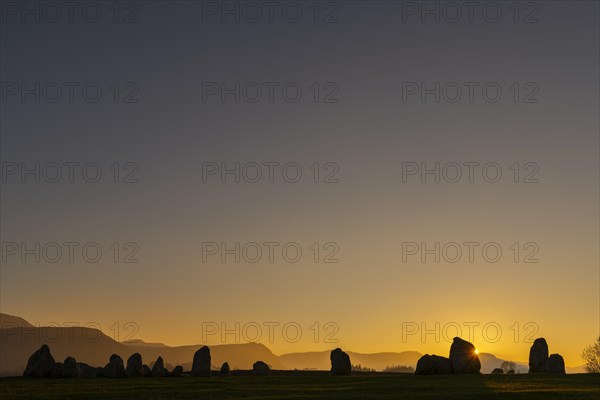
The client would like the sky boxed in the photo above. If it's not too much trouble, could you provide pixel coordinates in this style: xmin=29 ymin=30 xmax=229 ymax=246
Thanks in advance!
xmin=1 ymin=1 xmax=598 ymax=367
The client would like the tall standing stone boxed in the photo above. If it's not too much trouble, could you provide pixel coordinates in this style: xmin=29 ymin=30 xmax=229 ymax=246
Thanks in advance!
xmin=125 ymin=353 xmax=144 ymax=378
xmin=191 ymin=346 xmax=211 ymax=377
xmin=330 ymin=348 xmax=352 ymax=375
xmin=103 ymin=354 xmax=125 ymax=378
xmin=151 ymin=356 xmax=168 ymax=377
xmin=23 ymin=345 xmax=56 ymax=377
xmin=449 ymin=337 xmax=481 ymax=373
xmin=528 ymin=338 xmax=549 ymax=373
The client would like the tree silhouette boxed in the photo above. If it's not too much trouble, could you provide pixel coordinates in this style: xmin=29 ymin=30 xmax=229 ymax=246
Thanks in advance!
xmin=582 ymin=336 xmax=600 ymax=373
xmin=351 ymin=364 xmax=375 ymax=372
xmin=382 ymin=364 xmax=415 ymax=373
xmin=500 ymin=361 xmax=517 ymax=374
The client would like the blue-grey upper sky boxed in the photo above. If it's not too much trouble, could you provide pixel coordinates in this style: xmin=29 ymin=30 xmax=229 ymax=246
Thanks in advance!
xmin=1 ymin=1 xmax=598 ymax=364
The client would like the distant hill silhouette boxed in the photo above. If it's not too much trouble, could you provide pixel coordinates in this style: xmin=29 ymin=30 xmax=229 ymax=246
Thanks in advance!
xmin=0 ymin=313 xmax=34 ymax=328
xmin=122 ymin=339 xmax=168 ymax=348
xmin=0 ymin=313 xmax=586 ymax=376
xmin=0 ymin=314 xmax=283 ymax=375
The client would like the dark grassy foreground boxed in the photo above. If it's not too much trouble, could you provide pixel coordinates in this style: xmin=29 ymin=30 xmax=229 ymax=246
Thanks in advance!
xmin=1 ymin=374 xmax=599 ymax=400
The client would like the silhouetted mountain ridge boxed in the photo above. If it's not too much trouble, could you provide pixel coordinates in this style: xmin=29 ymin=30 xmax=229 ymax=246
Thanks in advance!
xmin=0 ymin=313 xmax=586 ymax=375
xmin=0 ymin=313 xmax=34 ymax=328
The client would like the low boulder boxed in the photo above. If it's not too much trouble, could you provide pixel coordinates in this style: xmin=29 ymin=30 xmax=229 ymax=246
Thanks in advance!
xmin=63 ymin=357 xmax=79 ymax=378
xmin=491 ymin=368 xmax=504 ymax=374
xmin=548 ymin=354 xmax=565 ymax=374
xmin=220 ymin=362 xmax=231 ymax=377
xmin=330 ymin=348 xmax=351 ymax=375
xmin=253 ymin=361 xmax=270 ymax=376
xmin=51 ymin=362 xmax=64 ymax=378
xmin=169 ymin=366 xmax=184 ymax=377
xmin=77 ymin=362 xmax=99 ymax=378
xmin=415 ymin=354 xmax=452 ymax=375
xmin=142 ymin=364 xmax=152 ymax=377
xmin=24 ymin=345 xmax=55 ymax=377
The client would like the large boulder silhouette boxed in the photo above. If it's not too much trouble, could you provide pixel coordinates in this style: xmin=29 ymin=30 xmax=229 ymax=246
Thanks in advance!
xmin=23 ymin=345 xmax=55 ymax=377
xmin=63 ymin=357 xmax=79 ymax=378
xmin=415 ymin=354 xmax=452 ymax=375
xmin=191 ymin=346 xmax=211 ymax=377
xmin=330 ymin=348 xmax=352 ymax=375
xmin=548 ymin=354 xmax=566 ymax=374
xmin=125 ymin=353 xmax=144 ymax=378
xmin=51 ymin=362 xmax=64 ymax=378
xmin=252 ymin=361 xmax=270 ymax=376
xmin=102 ymin=354 xmax=125 ymax=378
xmin=220 ymin=362 xmax=231 ymax=377
xmin=449 ymin=337 xmax=480 ymax=373
xmin=528 ymin=338 xmax=549 ymax=373
xmin=77 ymin=362 xmax=99 ymax=378
xmin=151 ymin=356 xmax=168 ymax=377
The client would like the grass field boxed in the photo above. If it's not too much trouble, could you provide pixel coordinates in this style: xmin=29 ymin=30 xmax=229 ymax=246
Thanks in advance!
xmin=1 ymin=374 xmax=599 ymax=400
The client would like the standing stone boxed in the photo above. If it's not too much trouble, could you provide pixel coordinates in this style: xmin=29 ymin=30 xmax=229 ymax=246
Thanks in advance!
xmin=191 ymin=346 xmax=211 ymax=377
xmin=169 ymin=366 xmax=184 ymax=377
xmin=507 ymin=369 xmax=515 ymax=374
xmin=125 ymin=353 xmax=144 ymax=378
xmin=330 ymin=348 xmax=352 ymax=375
xmin=415 ymin=354 xmax=452 ymax=375
xmin=151 ymin=356 xmax=168 ymax=377
xmin=449 ymin=337 xmax=481 ymax=373
xmin=548 ymin=354 xmax=566 ymax=374
xmin=491 ymin=368 xmax=504 ymax=374
xmin=220 ymin=362 xmax=231 ymax=377
xmin=63 ymin=357 xmax=79 ymax=378
xmin=528 ymin=338 xmax=549 ymax=373
xmin=252 ymin=361 xmax=270 ymax=376
xmin=142 ymin=364 xmax=152 ymax=377
xmin=103 ymin=354 xmax=126 ymax=378
xmin=23 ymin=345 xmax=56 ymax=377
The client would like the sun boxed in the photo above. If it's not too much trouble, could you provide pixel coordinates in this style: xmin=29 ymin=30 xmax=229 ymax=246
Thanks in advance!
xmin=475 ymin=349 xmax=480 ymax=355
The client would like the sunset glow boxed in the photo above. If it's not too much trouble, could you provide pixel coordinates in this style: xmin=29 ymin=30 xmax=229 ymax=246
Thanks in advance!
xmin=0 ymin=2 xmax=598 ymax=397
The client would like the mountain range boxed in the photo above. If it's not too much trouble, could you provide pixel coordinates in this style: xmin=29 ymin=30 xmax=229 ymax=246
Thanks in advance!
xmin=0 ymin=313 xmax=585 ymax=376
